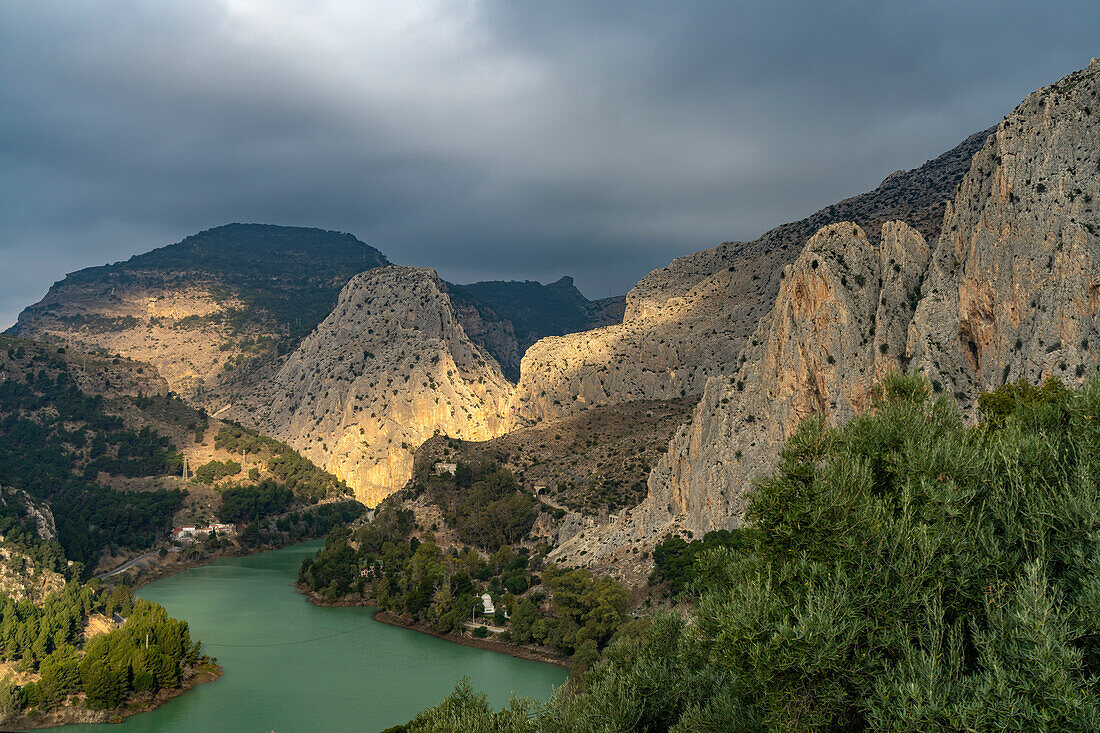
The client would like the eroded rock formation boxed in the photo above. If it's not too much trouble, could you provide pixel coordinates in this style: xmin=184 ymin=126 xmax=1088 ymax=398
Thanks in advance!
xmin=235 ymin=266 xmax=513 ymax=505
xmin=509 ymin=128 xmax=991 ymax=427
xmin=909 ymin=59 xmax=1100 ymax=396
xmin=555 ymin=59 xmax=1100 ymax=575
xmin=552 ymin=221 xmax=930 ymax=571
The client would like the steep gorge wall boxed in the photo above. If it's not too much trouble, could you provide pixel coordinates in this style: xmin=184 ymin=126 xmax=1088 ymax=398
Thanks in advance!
xmin=552 ymin=221 xmax=930 ymax=570
xmin=509 ymin=127 xmax=991 ymax=427
xmin=909 ymin=59 xmax=1100 ymax=395
xmin=558 ymin=59 xmax=1100 ymax=575
xmin=234 ymin=266 xmax=513 ymax=506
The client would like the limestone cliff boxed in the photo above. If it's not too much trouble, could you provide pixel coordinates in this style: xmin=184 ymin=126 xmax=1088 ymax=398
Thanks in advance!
xmin=909 ymin=58 xmax=1100 ymax=396
xmin=235 ymin=266 xmax=513 ymax=505
xmin=449 ymin=277 xmax=626 ymax=382
xmin=551 ymin=221 xmax=930 ymax=574
xmin=560 ymin=60 xmax=1100 ymax=577
xmin=509 ymin=128 xmax=991 ymax=426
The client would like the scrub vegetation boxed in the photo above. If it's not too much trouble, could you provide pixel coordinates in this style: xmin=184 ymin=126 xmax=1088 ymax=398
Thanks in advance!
xmin=396 ymin=373 xmax=1100 ymax=731
xmin=299 ymin=460 xmax=629 ymax=669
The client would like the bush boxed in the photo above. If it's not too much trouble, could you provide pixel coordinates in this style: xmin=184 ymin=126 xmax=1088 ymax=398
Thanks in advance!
xmin=408 ymin=372 xmax=1100 ymax=730
xmin=192 ymin=459 xmax=241 ymax=485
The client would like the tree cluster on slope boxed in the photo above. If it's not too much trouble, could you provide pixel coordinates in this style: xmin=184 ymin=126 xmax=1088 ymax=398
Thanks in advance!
xmin=299 ymin=498 xmax=628 ymax=666
xmin=0 ymin=360 xmax=184 ymax=573
xmin=412 ymin=460 xmax=539 ymax=550
xmin=0 ymin=583 xmax=205 ymax=717
xmin=214 ymin=424 xmax=351 ymax=501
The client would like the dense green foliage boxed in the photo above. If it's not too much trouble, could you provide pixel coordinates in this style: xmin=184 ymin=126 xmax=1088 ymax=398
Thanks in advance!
xmin=649 ymin=529 xmax=752 ymax=595
xmin=299 ymin=503 xmax=628 ymax=662
xmin=415 ymin=461 xmax=539 ymax=550
xmin=382 ymin=679 xmax=533 ymax=733
xmin=0 ymin=354 xmax=184 ymax=573
xmin=217 ymin=480 xmax=293 ymax=523
xmin=0 ymin=583 xmax=201 ymax=714
xmin=214 ymin=424 xmax=350 ymax=501
xmin=236 ymin=500 xmax=366 ymax=550
xmin=192 ymin=458 xmax=241 ymax=485
xmin=404 ymin=373 xmax=1100 ymax=731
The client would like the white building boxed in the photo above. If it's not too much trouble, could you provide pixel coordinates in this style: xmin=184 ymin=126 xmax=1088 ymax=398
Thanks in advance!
xmin=172 ymin=523 xmax=237 ymax=541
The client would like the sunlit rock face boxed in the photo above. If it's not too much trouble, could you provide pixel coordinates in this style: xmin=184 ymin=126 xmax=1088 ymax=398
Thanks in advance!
xmin=9 ymin=224 xmax=389 ymax=404
xmin=10 ymin=280 xmax=242 ymax=401
xmin=508 ymin=128 xmax=991 ymax=429
xmin=909 ymin=58 xmax=1100 ymax=398
xmin=555 ymin=60 xmax=1100 ymax=577
xmin=641 ymin=221 xmax=930 ymax=534
xmin=551 ymin=221 xmax=930 ymax=572
xmin=237 ymin=266 xmax=513 ymax=506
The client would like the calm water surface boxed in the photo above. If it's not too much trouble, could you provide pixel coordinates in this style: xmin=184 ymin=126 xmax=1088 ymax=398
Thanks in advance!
xmin=64 ymin=540 xmax=566 ymax=732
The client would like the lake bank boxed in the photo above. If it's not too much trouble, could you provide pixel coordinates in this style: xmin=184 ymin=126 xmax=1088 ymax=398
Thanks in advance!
xmin=3 ymin=663 xmax=222 ymax=730
xmin=301 ymin=586 xmax=573 ymax=669
xmin=60 ymin=540 xmax=567 ymax=732
xmin=371 ymin=609 xmax=572 ymax=669
xmin=301 ymin=589 xmax=572 ymax=668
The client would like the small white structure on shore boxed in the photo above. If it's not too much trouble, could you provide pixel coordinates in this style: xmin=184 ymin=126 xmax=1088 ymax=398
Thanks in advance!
xmin=481 ymin=593 xmax=495 ymax=615
xmin=172 ymin=523 xmax=237 ymax=542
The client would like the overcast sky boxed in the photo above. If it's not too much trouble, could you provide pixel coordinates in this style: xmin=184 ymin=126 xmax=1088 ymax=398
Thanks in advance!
xmin=1 ymin=1 xmax=1098 ymax=328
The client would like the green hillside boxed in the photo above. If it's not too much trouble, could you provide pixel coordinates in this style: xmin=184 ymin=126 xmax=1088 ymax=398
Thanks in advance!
xmin=13 ymin=223 xmax=389 ymax=350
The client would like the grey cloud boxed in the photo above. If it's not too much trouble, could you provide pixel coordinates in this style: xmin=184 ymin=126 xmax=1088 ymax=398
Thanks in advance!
xmin=1 ymin=0 xmax=1098 ymax=328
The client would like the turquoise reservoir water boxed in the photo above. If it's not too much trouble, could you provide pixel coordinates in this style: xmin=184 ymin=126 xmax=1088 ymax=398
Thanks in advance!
xmin=64 ymin=540 xmax=566 ymax=732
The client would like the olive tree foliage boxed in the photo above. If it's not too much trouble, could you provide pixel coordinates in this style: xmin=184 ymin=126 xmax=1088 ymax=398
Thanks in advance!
xmin=406 ymin=373 xmax=1100 ymax=731
xmin=393 ymin=679 xmax=532 ymax=733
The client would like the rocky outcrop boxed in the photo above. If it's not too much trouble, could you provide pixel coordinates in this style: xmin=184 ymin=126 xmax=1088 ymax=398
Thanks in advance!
xmin=449 ymin=277 xmax=626 ymax=382
xmin=551 ymin=221 xmax=930 ymax=569
xmin=236 ymin=266 xmax=513 ymax=505
xmin=9 ymin=281 xmax=243 ymax=401
xmin=448 ymin=295 xmax=523 ymax=381
xmin=625 ymin=129 xmax=990 ymax=323
xmin=909 ymin=58 xmax=1100 ymax=396
xmin=508 ymin=270 xmax=753 ymax=425
xmin=509 ymin=128 xmax=991 ymax=426
xmin=0 ymin=488 xmax=65 ymax=603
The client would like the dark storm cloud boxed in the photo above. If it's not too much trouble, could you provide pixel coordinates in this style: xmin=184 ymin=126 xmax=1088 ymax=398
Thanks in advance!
xmin=1 ymin=0 xmax=1098 ymax=327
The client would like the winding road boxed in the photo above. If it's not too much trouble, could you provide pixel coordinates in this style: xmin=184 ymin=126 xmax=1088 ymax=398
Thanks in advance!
xmin=95 ymin=550 xmax=162 ymax=579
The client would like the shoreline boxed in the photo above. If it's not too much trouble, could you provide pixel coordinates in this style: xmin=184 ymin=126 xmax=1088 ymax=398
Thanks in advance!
xmin=301 ymin=588 xmax=571 ymax=669
xmin=107 ymin=536 xmax=327 ymax=593
xmin=373 ymin=609 xmax=572 ymax=669
xmin=2 ymin=662 xmax=222 ymax=730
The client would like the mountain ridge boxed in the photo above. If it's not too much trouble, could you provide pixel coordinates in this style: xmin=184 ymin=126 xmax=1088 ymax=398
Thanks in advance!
xmin=552 ymin=58 xmax=1100 ymax=579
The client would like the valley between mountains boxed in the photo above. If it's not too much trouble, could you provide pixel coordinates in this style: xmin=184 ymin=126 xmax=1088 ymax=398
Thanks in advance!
xmin=1 ymin=58 xmax=1099 ymax=728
